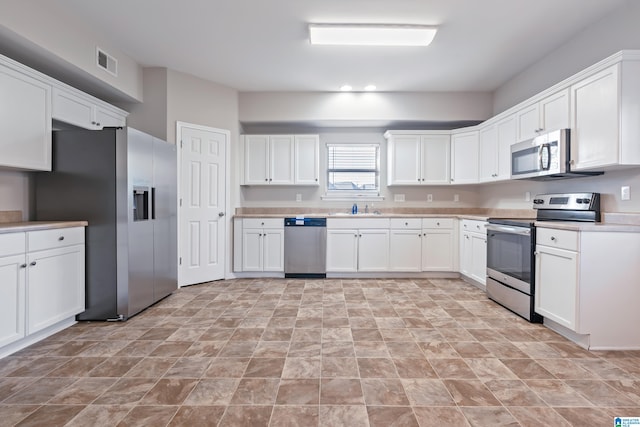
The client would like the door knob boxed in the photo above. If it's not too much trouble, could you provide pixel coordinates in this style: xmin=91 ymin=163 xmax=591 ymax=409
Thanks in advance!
xmin=218 ymin=212 xmax=225 ymax=217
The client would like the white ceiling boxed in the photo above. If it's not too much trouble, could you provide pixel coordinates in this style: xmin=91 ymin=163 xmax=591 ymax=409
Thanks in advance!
xmin=52 ymin=0 xmax=625 ymax=93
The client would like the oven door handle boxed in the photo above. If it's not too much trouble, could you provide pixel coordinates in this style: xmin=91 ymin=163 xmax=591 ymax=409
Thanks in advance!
xmin=486 ymin=224 xmax=531 ymax=236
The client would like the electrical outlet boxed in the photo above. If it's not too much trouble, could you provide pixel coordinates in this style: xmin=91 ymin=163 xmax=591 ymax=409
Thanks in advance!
xmin=621 ymin=186 xmax=630 ymax=201
xmin=295 ymin=193 xmax=302 ymax=202
xmin=525 ymin=191 xmax=531 ymax=202
xmin=427 ymin=194 xmax=433 ymax=202
xmin=453 ymin=194 xmax=460 ymax=202
xmin=394 ymin=194 xmax=405 ymax=202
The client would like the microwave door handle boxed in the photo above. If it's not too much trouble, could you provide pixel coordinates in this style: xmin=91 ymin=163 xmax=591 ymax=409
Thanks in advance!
xmin=539 ymin=144 xmax=551 ymax=171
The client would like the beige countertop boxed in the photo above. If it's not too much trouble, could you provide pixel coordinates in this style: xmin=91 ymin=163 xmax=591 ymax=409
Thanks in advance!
xmin=234 ymin=213 xmax=493 ymax=221
xmin=535 ymin=220 xmax=640 ymax=232
xmin=0 ymin=221 xmax=88 ymax=234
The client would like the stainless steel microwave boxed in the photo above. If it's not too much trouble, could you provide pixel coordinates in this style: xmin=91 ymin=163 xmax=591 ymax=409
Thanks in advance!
xmin=510 ymin=129 xmax=603 ymax=180
xmin=511 ymin=129 xmax=566 ymax=179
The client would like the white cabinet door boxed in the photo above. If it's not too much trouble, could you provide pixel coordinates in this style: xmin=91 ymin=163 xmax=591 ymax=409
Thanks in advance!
xmin=270 ymin=135 xmax=295 ymax=184
xmin=26 ymin=245 xmax=85 ymax=335
xmin=422 ymin=229 xmax=454 ymax=271
xmin=94 ymin=105 xmax=126 ymax=128
xmin=535 ymin=245 xmax=579 ymax=329
xmin=516 ymin=103 xmax=540 ymax=142
xmin=479 ymin=125 xmax=498 ymax=182
xmin=52 ymin=87 xmax=94 ymax=129
xmin=263 ymin=229 xmax=284 ymax=272
xmin=422 ymin=134 xmax=450 ymax=184
xmin=295 ymin=135 xmax=319 ymax=185
xmin=451 ymin=131 xmax=479 ymax=184
xmin=358 ymin=230 xmax=389 ymax=272
xmin=242 ymin=229 xmax=263 ymax=271
xmin=460 ymin=232 xmax=472 ymax=276
xmin=540 ymin=88 xmax=570 ymax=133
xmin=244 ymin=135 xmax=270 ymax=185
xmin=0 ymin=254 xmax=26 ymax=348
xmin=327 ymin=229 xmax=358 ymax=272
xmin=470 ymin=233 xmax=487 ymax=285
xmin=0 ymin=65 xmax=51 ymax=171
xmin=496 ymin=115 xmax=517 ymax=180
xmin=571 ymin=64 xmax=620 ymax=170
xmin=388 ymin=135 xmax=421 ymax=185
xmin=389 ymin=229 xmax=421 ymax=272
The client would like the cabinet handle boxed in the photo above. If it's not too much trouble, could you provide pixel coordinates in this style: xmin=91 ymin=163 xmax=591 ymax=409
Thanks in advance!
xmin=359 ymin=234 xmax=362 ymax=237
xmin=422 ymin=178 xmax=425 ymax=181
xmin=265 ymin=178 xmax=268 ymax=181
xmin=315 ymin=178 xmax=318 ymax=181
xmin=269 ymin=178 xmax=273 ymax=182
xmin=550 ymin=236 xmax=556 ymax=241
xmin=20 ymin=263 xmax=27 ymax=268
xmin=58 ymin=236 xmax=65 ymax=241
xmin=96 ymin=122 xmax=101 ymax=127
xmin=405 ymin=222 xmax=408 ymax=226
xmin=436 ymin=222 xmax=440 ymax=226
xmin=30 ymin=261 xmax=37 ymax=266
xmin=91 ymin=121 xmax=96 ymax=125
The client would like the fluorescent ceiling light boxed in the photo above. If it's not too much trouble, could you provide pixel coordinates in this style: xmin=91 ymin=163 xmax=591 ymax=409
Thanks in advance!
xmin=364 ymin=85 xmax=377 ymax=91
xmin=340 ymin=84 xmax=353 ymax=92
xmin=309 ymin=24 xmax=437 ymax=46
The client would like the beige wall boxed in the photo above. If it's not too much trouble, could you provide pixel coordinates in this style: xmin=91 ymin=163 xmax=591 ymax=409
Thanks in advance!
xmin=0 ymin=171 xmax=29 ymax=220
xmin=0 ymin=1 xmax=143 ymax=102
xmin=123 ymin=68 xmax=169 ymax=140
xmin=239 ymin=91 xmax=493 ymax=125
xmin=493 ymin=0 xmax=640 ymax=114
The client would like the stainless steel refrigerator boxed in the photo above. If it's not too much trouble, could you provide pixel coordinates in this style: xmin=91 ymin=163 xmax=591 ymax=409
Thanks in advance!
xmin=34 ymin=127 xmax=177 ymax=320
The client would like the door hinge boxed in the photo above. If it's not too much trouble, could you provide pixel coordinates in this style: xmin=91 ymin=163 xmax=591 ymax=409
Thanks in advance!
xmin=179 ymin=257 xmax=182 ymax=265
xmin=180 ymin=140 xmax=183 ymax=148
xmin=179 ymin=198 xmax=182 ymax=207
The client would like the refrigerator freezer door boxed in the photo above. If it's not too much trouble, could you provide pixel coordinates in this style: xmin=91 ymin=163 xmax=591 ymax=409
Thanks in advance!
xmin=153 ymin=137 xmax=178 ymax=301
xmin=126 ymin=128 xmax=155 ymax=317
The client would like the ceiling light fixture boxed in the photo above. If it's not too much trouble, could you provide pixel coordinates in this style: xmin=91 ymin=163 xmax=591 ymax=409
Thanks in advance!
xmin=364 ymin=85 xmax=377 ymax=91
xmin=340 ymin=84 xmax=353 ymax=92
xmin=309 ymin=24 xmax=437 ymax=47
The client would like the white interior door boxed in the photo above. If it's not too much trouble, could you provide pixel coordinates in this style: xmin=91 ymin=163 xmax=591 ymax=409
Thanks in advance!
xmin=178 ymin=122 xmax=228 ymax=286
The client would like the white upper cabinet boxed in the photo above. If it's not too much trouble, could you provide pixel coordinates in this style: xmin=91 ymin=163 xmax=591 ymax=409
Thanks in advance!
xmin=294 ymin=135 xmax=320 ymax=185
xmin=450 ymin=130 xmax=479 ymax=184
xmin=52 ymin=86 xmax=127 ymax=130
xmin=480 ymin=114 xmax=517 ymax=182
xmin=0 ymin=60 xmax=52 ymax=171
xmin=516 ymin=89 xmax=570 ymax=142
xmin=479 ymin=125 xmax=498 ymax=182
xmin=243 ymin=134 xmax=318 ymax=186
xmin=386 ymin=131 xmax=450 ymax=185
xmin=570 ymin=59 xmax=640 ymax=171
xmin=269 ymin=135 xmax=295 ymax=184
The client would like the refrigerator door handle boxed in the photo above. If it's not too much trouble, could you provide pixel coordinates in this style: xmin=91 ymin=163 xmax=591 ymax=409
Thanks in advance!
xmin=151 ymin=187 xmax=156 ymax=220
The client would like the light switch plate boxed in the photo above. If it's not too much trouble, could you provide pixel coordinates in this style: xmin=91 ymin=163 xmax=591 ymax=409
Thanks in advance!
xmin=427 ymin=194 xmax=433 ymax=202
xmin=296 ymin=193 xmax=302 ymax=202
xmin=394 ymin=194 xmax=405 ymax=202
xmin=453 ymin=194 xmax=460 ymax=202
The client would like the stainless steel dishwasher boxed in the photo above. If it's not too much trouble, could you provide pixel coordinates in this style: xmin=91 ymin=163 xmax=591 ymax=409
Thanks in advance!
xmin=284 ymin=217 xmax=326 ymax=278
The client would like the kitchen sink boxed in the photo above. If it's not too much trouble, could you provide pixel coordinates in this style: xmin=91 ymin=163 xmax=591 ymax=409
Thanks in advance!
xmin=329 ymin=212 xmax=382 ymax=216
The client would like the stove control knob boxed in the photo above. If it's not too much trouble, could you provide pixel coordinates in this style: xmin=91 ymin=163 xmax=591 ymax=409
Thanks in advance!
xmin=533 ymin=199 xmax=544 ymax=204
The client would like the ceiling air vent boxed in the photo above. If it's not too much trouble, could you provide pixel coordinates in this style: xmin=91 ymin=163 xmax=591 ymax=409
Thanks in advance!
xmin=96 ymin=47 xmax=118 ymax=76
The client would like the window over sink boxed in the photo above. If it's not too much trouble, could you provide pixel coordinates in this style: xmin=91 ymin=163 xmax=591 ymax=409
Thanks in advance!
xmin=325 ymin=143 xmax=380 ymax=199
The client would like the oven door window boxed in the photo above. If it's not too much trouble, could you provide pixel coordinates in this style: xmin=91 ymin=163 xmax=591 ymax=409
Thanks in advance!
xmin=487 ymin=228 xmax=531 ymax=283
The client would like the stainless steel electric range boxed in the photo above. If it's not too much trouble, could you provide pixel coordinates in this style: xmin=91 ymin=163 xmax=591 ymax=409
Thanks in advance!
xmin=486 ymin=192 xmax=601 ymax=322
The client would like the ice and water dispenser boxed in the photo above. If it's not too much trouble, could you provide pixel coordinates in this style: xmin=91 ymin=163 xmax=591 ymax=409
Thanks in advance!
xmin=133 ymin=186 xmax=149 ymax=221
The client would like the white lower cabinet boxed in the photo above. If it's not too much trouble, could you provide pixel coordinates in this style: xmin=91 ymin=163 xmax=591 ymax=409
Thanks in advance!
xmin=0 ymin=226 xmax=85 ymax=356
xmin=240 ymin=218 xmax=284 ymax=272
xmin=535 ymin=227 xmax=640 ymax=349
xmin=535 ymin=244 xmax=578 ymax=329
xmin=27 ymin=245 xmax=85 ymax=334
xmin=459 ymin=219 xmax=487 ymax=285
xmin=326 ymin=218 xmax=390 ymax=273
xmin=422 ymin=218 xmax=456 ymax=271
xmin=0 ymin=252 xmax=26 ymax=348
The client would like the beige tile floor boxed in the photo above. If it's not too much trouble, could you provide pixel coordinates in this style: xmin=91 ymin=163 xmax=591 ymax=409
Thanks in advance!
xmin=1 ymin=278 xmax=639 ymax=426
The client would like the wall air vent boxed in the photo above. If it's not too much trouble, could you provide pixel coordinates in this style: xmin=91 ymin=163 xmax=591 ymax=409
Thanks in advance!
xmin=96 ymin=47 xmax=118 ymax=77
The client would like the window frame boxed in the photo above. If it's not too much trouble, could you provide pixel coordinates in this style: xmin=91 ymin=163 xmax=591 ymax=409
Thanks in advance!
xmin=324 ymin=143 xmax=381 ymax=199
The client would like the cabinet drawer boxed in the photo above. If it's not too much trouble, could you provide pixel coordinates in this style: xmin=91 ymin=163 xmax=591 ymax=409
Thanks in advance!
xmin=0 ymin=232 xmax=26 ymax=257
xmin=422 ymin=218 xmax=454 ymax=229
xmin=27 ymin=227 xmax=85 ymax=252
xmin=328 ymin=218 xmax=390 ymax=229
xmin=536 ymin=228 xmax=578 ymax=251
xmin=460 ymin=219 xmax=487 ymax=234
xmin=242 ymin=218 xmax=283 ymax=229
xmin=390 ymin=218 xmax=422 ymax=229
